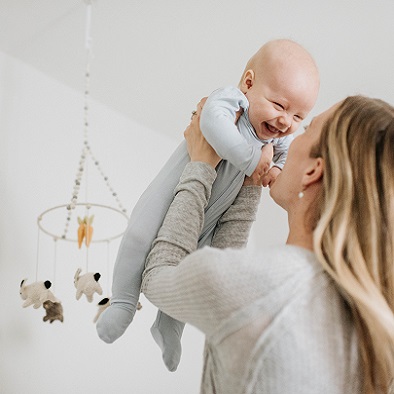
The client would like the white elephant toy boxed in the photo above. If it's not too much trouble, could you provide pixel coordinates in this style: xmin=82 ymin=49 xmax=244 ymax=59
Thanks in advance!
xmin=94 ymin=298 xmax=142 ymax=323
xmin=93 ymin=297 xmax=110 ymax=323
xmin=74 ymin=268 xmax=102 ymax=302
xmin=19 ymin=279 xmax=59 ymax=309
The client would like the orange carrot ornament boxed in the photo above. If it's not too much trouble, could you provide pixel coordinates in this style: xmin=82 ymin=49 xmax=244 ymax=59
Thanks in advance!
xmin=77 ymin=217 xmax=85 ymax=249
xmin=77 ymin=215 xmax=94 ymax=248
xmin=85 ymin=215 xmax=94 ymax=247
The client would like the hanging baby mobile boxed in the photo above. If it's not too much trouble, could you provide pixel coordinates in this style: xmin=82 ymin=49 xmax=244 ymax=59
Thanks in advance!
xmin=19 ymin=0 xmax=130 ymax=324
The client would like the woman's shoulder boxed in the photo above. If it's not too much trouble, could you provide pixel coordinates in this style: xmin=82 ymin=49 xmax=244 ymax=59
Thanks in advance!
xmin=251 ymin=245 xmax=323 ymax=288
xmin=193 ymin=244 xmax=319 ymax=272
xmin=209 ymin=244 xmax=319 ymax=271
xmin=189 ymin=244 xmax=323 ymax=298
xmin=259 ymin=243 xmax=320 ymax=267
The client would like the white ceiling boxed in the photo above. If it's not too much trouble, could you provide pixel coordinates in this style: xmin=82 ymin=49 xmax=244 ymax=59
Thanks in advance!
xmin=1 ymin=1 xmax=394 ymax=139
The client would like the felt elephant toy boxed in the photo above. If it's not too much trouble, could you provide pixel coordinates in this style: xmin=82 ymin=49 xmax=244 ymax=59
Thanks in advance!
xmin=19 ymin=279 xmax=58 ymax=309
xmin=94 ymin=297 xmax=110 ymax=323
xmin=74 ymin=268 xmax=103 ymax=302
xmin=43 ymin=300 xmax=64 ymax=323
xmin=94 ymin=298 xmax=142 ymax=323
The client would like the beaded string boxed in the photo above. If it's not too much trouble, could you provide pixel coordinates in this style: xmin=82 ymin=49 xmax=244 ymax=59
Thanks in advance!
xmin=89 ymin=151 xmax=127 ymax=214
xmin=60 ymin=1 xmax=126 ymax=242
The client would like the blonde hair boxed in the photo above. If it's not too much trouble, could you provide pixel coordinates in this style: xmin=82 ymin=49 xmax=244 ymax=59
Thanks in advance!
xmin=311 ymin=96 xmax=394 ymax=393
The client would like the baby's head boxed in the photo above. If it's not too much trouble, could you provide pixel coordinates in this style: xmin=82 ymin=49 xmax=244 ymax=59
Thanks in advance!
xmin=239 ymin=39 xmax=319 ymax=140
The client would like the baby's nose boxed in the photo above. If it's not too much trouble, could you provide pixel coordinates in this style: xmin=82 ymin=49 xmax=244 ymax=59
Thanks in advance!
xmin=279 ymin=113 xmax=292 ymax=129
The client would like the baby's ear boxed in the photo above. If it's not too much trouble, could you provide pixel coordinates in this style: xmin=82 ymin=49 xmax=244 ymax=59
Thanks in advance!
xmin=240 ymin=69 xmax=255 ymax=93
xmin=302 ymin=157 xmax=324 ymax=188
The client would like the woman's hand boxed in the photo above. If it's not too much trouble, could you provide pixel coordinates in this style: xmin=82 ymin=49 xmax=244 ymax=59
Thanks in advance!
xmin=243 ymin=174 xmax=263 ymax=186
xmin=184 ymin=98 xmax=221 ymax=169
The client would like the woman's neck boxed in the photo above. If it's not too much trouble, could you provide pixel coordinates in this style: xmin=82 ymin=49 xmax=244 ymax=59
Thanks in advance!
xmin=286 ymin=209 xmax=314 ymax=251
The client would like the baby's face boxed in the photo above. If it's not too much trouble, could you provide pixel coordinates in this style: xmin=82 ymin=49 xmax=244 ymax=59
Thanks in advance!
xmin=242 ymin=66 xmax=318 ymax=140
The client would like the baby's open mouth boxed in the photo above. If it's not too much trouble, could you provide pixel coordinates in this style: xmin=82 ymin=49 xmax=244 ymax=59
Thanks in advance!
xmin=264 ymin=122 xmax=280 ymax=134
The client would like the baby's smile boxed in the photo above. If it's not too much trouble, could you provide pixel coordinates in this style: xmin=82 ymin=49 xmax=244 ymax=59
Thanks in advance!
xmin=265 ymin=122 xmax=281 ymax=134
xmin=258 ymin=122 xmax=282 ymax=139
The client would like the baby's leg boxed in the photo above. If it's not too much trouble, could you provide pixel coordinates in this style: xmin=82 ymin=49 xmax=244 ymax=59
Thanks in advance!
xmin=96 ymin=142 xmax=189 ymax=343
xmin=151 ymin=161 xmax=244 ymax=371
xmin=150 ymin=312 xmax=184 ymax=372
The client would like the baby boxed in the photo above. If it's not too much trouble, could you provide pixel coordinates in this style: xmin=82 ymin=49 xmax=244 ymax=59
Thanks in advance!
xmin=96 ymin=39 xmax=320 ymax=371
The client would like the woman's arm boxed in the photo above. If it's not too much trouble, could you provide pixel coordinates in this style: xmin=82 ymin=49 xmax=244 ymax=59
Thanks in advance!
xmin=142 ymin=161 xmax=216 ymax=277
xmin=141 ymin=161 xmax=219 ymax=332
xmin=141 ymin=161 xmax=261 ymax=336
xmin=211 ymin=185 xmax=261 ymax=249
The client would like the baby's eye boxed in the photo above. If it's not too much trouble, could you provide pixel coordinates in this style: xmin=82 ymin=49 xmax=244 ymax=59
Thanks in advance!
xmin=273 ymin=102 xmax=285 ymax=110
xmin=293 ymin=114 xmax=303 ymax=122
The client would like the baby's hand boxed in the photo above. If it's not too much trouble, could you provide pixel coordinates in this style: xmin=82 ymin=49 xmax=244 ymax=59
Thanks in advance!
xmin=250 ymin=143 xmax=273 ymax=181
xmin=261 ymin=166 xmax=281 ymax=188
xmin=260 ymin=143 xmax=274 ymax=172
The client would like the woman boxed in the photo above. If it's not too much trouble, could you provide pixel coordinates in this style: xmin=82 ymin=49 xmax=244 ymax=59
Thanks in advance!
xmin=141 ymin=96 xmax=394 ymax=393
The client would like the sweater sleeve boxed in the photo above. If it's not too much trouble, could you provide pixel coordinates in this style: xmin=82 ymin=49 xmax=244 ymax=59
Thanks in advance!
xmin=142 ymin=161 xmax=216 ymax=277
xmin=211 ymin=185 xmax=261 ymax=249
xmin=141 ymin=161 xmax=260 ymax=335
xmin=200 ymin=87 xmax=261 ymax=176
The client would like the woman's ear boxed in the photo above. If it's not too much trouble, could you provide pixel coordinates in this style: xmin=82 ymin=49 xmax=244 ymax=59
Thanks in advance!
xmin=302 ymin=158 xmax=324 ymax=188
xmin=240 ymin=70 xmax=255 ymax=93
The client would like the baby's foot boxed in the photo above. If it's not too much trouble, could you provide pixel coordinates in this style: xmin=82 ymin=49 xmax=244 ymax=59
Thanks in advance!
xmin=150 ymin=312 xmax=184 ymax=372
xmin=96 ymin=303 xmax=136 ymax=343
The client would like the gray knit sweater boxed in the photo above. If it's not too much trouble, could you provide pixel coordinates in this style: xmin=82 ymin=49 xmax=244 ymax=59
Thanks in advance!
xmin=141 ymin=162 xmax=361 ymax=394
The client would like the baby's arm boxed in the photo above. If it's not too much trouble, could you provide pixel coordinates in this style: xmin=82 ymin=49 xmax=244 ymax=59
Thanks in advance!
xmin=260 ymin=135 xmax=294 ymax=187
xmin=200 ymin=87 xmax=261 ymax=176
xmin=249 ymin=143 xmax=273 ymax=185
xmin=271 ymin=135 xmax=294 ymax=170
